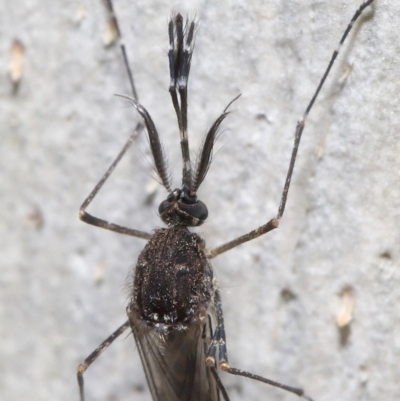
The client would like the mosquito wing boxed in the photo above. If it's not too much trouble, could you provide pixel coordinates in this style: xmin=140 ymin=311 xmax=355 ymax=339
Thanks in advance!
xmin=131 ymin=318 xmax=219 ymax=401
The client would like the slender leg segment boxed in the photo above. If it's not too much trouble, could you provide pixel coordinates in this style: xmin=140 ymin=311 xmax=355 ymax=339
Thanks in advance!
xmin=206 ymin=291 xmax=314 ymax=400
xmin=77 ymin=321 xmax=130 ymax=401
xmin=104 ymin=0 xmax=138 ymax=101
xmin=209 ymin=0 xmax=374 ymax=258
xmin=79 ymin=130 xmax=151 ymax=240
xmin=79 ymin=0 xmax=152 ymax=239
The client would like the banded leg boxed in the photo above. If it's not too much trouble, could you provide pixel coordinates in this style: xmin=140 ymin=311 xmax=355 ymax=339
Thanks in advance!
xmin=204 ymin=314 xmax=230 ymax=401
xmin=206 ymin=290 xmax=314 ymax=400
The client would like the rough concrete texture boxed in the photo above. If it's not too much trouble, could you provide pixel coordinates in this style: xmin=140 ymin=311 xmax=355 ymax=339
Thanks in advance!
xmin=1 ymin=1 xmax=399 ymax=401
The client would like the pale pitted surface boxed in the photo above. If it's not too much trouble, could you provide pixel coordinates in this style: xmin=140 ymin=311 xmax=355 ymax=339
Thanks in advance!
xmin=1 ymin=1 xmax=399 ymax=401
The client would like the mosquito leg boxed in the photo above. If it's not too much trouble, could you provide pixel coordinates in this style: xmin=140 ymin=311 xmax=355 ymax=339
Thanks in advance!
xmin=79 ymin=0 xmax=152 ymax=240
xmin=277 ymin=0 xmax=374 ymax=220
xmin=203 ymin=315 xmax=230 ymax=401
xmin=209 ymin=366 xmax=230 ymax=401
xmin=79 ymin=130 xmax=151 ymax=240
xmin=206 ymin=290 xmax=228 ymax=366
xmin=208 ymin=0 xmax=374 ymax=258
xmin=77 ymin=321 xmax=130 ymax=401
xmin=222 ymin=367 xmax=315 ymax=401
xmin=104 ymin=0 xmax=139 ymax=101
xmin=206 ymin=291 xmax=313 ymax=400
xmin=208 ymin=218 xmax=278 ymax=259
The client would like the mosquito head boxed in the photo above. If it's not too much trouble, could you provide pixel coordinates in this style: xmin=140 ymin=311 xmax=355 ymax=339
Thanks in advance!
xmin=119 ymin=15 xmax=239 ymax=228
xmin=158 ymin=184 xmax=208 ymax=227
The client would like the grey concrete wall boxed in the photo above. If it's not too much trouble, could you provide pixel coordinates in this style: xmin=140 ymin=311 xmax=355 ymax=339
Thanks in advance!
xmin=1 ymin=1 xmax=399 ymax=401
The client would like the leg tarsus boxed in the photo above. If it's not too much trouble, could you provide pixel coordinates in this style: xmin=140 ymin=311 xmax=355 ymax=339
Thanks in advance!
xmin=76 ymin=321 xmax=130 ymax=401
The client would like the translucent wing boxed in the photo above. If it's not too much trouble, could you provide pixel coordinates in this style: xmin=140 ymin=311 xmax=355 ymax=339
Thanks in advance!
xmin=131 ymin=318 xmax=219 ymax=401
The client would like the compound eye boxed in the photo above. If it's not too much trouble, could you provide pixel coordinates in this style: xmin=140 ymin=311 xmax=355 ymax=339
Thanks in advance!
xmin=180 ymin=200 xmax=208 ymax=222
xmin=158 ymin=199 xmax=171 ymax=215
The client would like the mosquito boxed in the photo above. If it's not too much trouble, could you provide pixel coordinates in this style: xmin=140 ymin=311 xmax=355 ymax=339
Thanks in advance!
xmin=77 ymin=1 xmax=375 ymax=400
